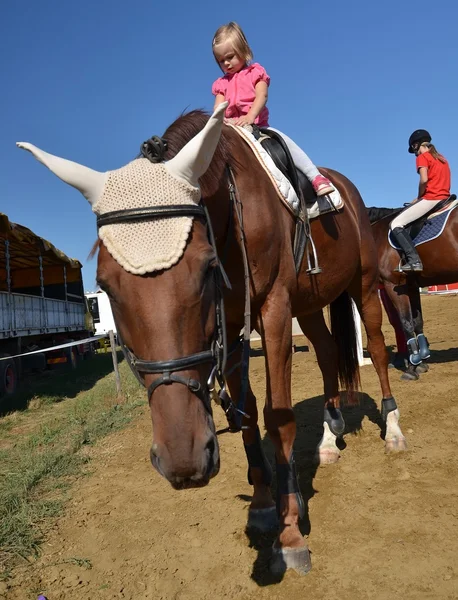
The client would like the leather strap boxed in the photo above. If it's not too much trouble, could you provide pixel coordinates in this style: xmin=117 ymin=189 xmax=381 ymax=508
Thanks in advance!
xmin=97 ymin=205 xmax=205 ymax=228
xmin=132 ymin=350 xmax=213 ymax=374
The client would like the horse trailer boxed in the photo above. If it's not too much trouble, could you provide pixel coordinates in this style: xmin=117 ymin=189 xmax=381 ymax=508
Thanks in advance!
xmin=0 ymin=213 xmax=96 ymax=399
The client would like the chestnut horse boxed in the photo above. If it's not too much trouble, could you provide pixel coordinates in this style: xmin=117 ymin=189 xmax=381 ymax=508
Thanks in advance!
xmin=368 ymin=203 xmax=458 ymax=378
xmin=17 ymin=104 xmax=406 ymax=575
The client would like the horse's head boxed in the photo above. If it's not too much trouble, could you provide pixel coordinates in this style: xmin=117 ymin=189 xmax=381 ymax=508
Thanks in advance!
xmin=17 ymin=103 xmax=229 ymax=489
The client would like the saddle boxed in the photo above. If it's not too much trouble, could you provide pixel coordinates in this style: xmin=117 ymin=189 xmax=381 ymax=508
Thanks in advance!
xmin=249 ymin=126 xmax=341 ymax=274
xmin=404 ymin=195 xmax=457 ymax=240
xmin=388 ymin=194 xmax=458 ymax=253
xmin=244 ymin=127 xmax=323 ymax=273
xmin=251 ymin=126 xmax=336 ymax=217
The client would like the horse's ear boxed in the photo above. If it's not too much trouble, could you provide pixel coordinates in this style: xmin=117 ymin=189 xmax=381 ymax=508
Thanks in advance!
xmin=165 ymin=102 xmax=228 ymax=188
xmin=16 ymin=142 xmax=107 ymax=205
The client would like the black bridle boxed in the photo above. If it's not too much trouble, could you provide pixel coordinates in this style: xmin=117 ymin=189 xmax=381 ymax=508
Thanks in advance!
xmin=96 ymin=167 xmax=251 ymax=431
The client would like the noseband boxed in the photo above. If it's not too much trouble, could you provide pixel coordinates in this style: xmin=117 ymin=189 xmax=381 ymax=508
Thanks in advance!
xmin=96 ymin=164 xmax=250 ymax=431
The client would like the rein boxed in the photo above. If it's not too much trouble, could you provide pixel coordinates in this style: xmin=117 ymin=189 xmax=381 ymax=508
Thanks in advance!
xmin=96 ymin=159 xmax=251 ymax=432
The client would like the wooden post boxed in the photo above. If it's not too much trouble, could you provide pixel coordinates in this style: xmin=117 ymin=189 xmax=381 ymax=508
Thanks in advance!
xmin=109 ymin=330 xmax=122 ymax=399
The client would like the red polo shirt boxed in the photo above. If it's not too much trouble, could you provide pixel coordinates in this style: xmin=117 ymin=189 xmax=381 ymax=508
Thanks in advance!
xmin=416 ymin=151 xmax=451 ymax=200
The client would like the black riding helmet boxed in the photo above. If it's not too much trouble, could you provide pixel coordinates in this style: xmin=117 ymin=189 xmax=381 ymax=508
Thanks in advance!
xmin=408 ymin=129 xmax=431 ymax=154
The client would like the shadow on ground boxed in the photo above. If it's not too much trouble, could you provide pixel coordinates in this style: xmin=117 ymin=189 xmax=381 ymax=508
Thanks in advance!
xmin=0 ymin=351 xmax=124 ymax=417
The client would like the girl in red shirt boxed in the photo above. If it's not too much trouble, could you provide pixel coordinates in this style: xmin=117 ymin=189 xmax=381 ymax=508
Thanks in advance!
xmin=389 ymin=129 xmax=452 ymax=272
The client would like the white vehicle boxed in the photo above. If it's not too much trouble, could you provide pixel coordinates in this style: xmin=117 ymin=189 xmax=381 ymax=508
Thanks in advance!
xmin=85 ymin=291 xmax=116 ymax=337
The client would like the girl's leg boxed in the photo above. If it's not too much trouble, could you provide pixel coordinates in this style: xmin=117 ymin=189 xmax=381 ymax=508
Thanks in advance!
xmin=390 ymin=199 xmax=442 ymax=272
xmin=268 ymin=127 xmax=333 ymax=196
xmin=390 ymin=199 xmax=442 ymax=229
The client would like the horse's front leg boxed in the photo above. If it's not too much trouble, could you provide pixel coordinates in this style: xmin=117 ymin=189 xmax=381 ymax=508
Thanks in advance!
xmin=259 ymin=292 xmax=311 ymax=575
xmin=224 ymin=326 xmax=277 ymax=532
xmin=407 ymin=279 xmax=430 ymax=368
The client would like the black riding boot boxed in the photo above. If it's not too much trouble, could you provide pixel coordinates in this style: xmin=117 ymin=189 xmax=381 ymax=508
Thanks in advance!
xmin=391 ymin=227 xmax=423 ymax=272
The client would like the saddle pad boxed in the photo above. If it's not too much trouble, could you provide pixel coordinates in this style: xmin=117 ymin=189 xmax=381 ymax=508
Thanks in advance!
xmin=388 ymin=203 xmax=458 ymax=249
xmin=228 ymin=124 xmax=343 ymax=220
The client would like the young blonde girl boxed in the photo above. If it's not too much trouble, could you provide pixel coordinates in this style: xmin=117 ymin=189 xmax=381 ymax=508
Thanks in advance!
xmin=211 ymin=22 xmax=334 ymax=197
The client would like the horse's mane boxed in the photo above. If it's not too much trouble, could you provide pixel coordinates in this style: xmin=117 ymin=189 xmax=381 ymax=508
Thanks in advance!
xmin=162 ymin=109 xmax=236 ymax=197
xmin=366 ymin=206 xmax=403 ymax=225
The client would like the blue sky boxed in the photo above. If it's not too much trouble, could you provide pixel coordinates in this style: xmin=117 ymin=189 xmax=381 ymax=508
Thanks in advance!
xmin=2 ymin=0 xmax=457 ymax=290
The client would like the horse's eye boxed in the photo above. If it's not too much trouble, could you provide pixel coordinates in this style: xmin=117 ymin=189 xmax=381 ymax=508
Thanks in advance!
xmin=203 ymin=256 xmax=218 ymax=282
xmin=208 ymin=257 xmax=219 ymax=270
xmin=97 ymin=280 xmax=113 ymax=298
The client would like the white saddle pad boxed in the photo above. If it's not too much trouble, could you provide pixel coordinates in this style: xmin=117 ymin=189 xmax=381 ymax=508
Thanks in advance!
xmin=228 ymin=124 xmax=343 ymax=219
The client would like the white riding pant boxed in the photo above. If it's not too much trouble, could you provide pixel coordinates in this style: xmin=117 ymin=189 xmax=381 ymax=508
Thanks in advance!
xmin=267 ymin=127 xmax=320 ymax=183
xmin=390 ymin=198 xmax=445 ymax=230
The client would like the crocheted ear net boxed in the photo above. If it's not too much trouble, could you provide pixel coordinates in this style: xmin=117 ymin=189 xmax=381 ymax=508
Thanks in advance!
xmin=92 ymin=159 xmax=201 ymax=274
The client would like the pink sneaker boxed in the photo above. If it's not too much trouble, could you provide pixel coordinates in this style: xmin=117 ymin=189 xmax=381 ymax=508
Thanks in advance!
xmin=312 ymin=175 xmax=334 ymax=197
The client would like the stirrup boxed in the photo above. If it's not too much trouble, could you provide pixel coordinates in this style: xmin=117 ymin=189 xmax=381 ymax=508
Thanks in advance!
xmin=393 ymin=259 xmax=406 ymax=273
xmin=305 ymin=230 xmax=322 ymax=274
xmin=394 ymin=260 xmax=423 ymax=273
xmin=410 ymin=262 xmax=423 ymax=272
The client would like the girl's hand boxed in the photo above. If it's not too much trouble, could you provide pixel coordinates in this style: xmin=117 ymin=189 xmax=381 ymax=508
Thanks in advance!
xmin=234 ymin=115 xmax=255 ymax=126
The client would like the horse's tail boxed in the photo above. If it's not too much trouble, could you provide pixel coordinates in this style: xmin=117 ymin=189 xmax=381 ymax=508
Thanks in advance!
xmin=329 ymin=291 xmax=361 ymax=404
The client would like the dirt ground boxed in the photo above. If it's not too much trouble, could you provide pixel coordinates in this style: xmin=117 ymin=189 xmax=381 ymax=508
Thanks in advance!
xmin=5 ymin=294 xmax=458 ymax=600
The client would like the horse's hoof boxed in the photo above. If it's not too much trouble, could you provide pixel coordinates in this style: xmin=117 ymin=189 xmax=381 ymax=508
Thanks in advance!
xmin=270 ymin=543 xmax=312 ymax=576
xmin=246 ymin=506 xmax=279 ymax=532
xmin=385 ymin=437 xmax=408 ymax=453
xmin=415 ymin=362 xmax=429 ymax=374
xmin=400 ymin=370 xmax=419 ymax=381
xmin=315 ymin=449 xmax=340 ymax=465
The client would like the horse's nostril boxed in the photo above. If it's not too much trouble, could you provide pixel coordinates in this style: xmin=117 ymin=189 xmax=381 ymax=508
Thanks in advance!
xmin=206 ymin=436 xmax=216 ymax=457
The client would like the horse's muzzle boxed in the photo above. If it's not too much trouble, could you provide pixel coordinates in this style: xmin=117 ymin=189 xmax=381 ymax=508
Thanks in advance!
xmin=150 ymin=431 xmax=220 ymax=489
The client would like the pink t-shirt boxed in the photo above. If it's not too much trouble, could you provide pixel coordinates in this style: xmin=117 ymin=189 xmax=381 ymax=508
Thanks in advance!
xmin=212 ymin=62 xmax=270 ymax=127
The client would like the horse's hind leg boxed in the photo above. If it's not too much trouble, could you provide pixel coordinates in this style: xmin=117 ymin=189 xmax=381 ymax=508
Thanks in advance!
xmin=351 ymin=281 xmax=407 ymax=453
xmin=224 ymin=325 xmax=277 ymax=532
xmin=297 ymin=311 xmax=343 ymax=465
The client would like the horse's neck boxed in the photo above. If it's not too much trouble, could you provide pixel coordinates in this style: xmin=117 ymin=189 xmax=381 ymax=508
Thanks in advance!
xmin=205 ymin=178 xmax=232 ymax=253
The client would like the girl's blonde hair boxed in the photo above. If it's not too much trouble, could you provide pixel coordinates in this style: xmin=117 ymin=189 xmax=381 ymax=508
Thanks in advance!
xmin=212 ymin=22 xmax=253 ymax=66
xmin=422 ymin=142 xmax=446 ymax=164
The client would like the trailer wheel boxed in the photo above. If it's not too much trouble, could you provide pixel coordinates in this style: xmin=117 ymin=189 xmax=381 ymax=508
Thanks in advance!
xmin=65 ymin=347 xmax=79 ymax=370
xmin=83 ymin=342 xmax=95 ymax=360
xmin=0 ymin=354 xmax=18 ymax=397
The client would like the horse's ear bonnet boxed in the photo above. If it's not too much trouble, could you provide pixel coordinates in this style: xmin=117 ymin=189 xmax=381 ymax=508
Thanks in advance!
xmin=16 ymin=103 xmax=229 ymax=274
